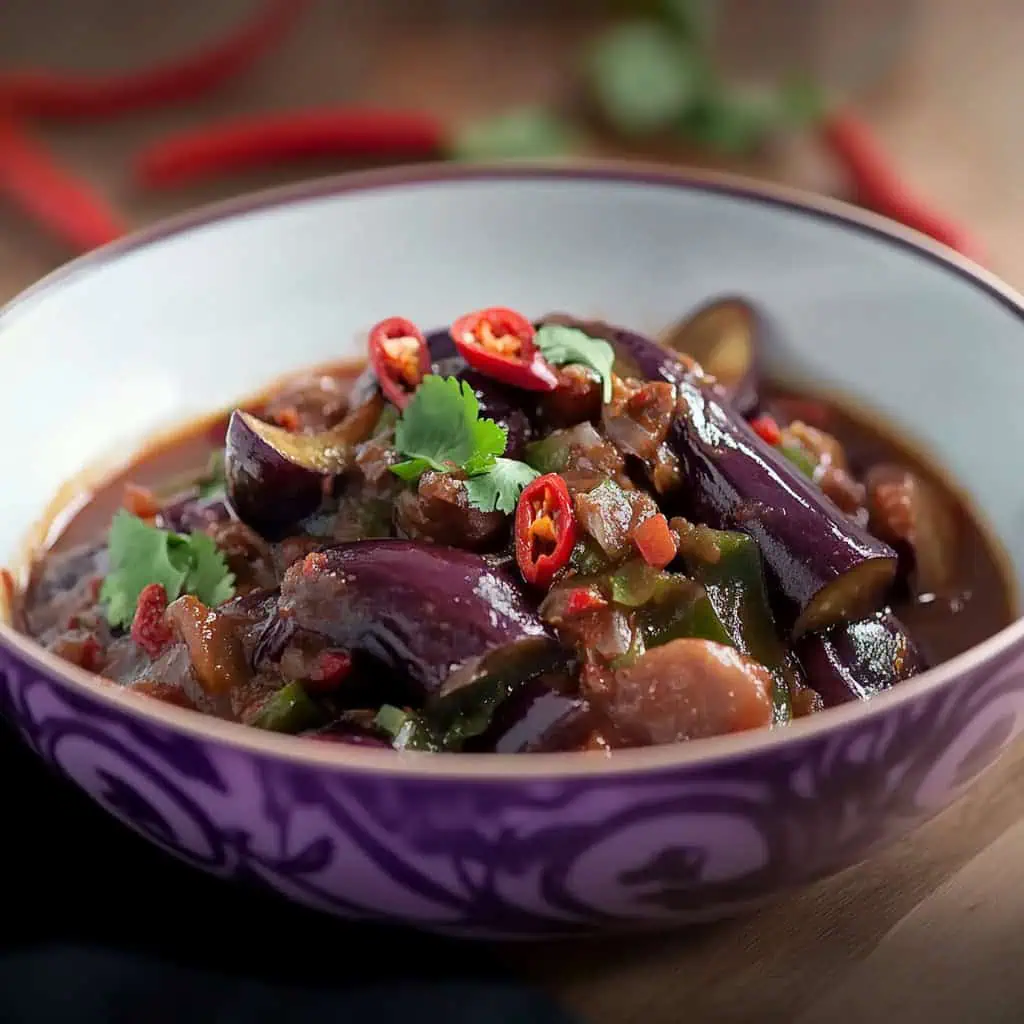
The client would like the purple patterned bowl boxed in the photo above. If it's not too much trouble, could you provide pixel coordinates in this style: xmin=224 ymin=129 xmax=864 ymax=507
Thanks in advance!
xmin=1 ymin=164 xmax=1022 ymax=938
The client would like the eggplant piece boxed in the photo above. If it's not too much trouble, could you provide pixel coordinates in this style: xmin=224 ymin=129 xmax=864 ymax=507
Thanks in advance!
xmin=225 ymin=396 xmax=382 ymax=538
xmin=606 ymin=323 xmax=897 ymax=636
xmin=796 ymin=611 xmax=927 ymax=707
xmin=305 ymin=710 xmax=392 ymax=747
xmin=464 ymin=676 xmax=595 ymax=753
xmin=660 ymin=297 xmax=762 ymax=416
xmin=278 ymin=541 xmax=572 ymax=705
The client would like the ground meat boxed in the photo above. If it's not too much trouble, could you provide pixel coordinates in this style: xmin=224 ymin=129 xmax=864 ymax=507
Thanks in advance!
xmin=538 ymin=365 xmax=603 ymax=428
xmin=394 ymin=472 xmax=507 ymax=551
xmin=23 ymin=542 xmax=108 ymax=641
xmin=261 ymin=370 xmax=354 ymax=432
xmin=781 ymin=420 xmax=866 ymax=518
xmin=206 ymin=519 xmax=278 ymax=592
xmin=602 ymin=377 xmax=676 ymax=461
xmin=583 ymin=638 xmax=774 ymax=744
xmin=865 ymin=463 xmax=960 ymax=595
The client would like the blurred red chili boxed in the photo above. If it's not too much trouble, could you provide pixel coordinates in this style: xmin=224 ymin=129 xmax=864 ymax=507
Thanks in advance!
xmin=134 ymin=109 xmax=446 ymax=188
xmin=822 ymin=111 xmax=984 ymax=263
xmin=368 ymin=317 xmax=431 ymax=409
xmin=0 ymin=0 xmax=306 ymax=121
xmin=0 ymin=117 xmax=126 ymax=252
xmin=450 ymin=307 xmax=558 ymax=392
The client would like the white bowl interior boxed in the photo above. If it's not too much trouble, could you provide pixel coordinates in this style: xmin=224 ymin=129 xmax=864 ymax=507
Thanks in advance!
xmin=1 ymin=169 xmax=1022 ymax=600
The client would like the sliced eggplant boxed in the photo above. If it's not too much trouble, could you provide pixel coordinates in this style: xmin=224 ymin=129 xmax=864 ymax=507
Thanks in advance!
xmin=278 ymin=541 xmax=572 ymax=706
xmin=796 ymin=610 xmax=927 ymax=707
xmin=607 ymin=322 xmax=898 ymax=636
xmin=224 ymin=396 xmax=382 ymax=538
xmin=660 ymin=296 xmax=761 ymax=415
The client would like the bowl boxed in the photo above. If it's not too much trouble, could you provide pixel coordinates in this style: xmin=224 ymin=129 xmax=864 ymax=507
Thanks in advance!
xmin=1 ymin=163 xmax=1023 ymax=939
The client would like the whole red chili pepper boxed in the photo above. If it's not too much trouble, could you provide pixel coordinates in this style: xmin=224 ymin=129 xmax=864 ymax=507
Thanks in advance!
xmin=0 ymin=0 xmax=307 ymax=121
xmin=0 ymin=117 xmax=127 ymax=251
xmin=368 ymin=316 xmax=431 ymax=409
xmin=821 ymin=111 xmax=984 ymax=264
xmin=515 ymin=473 xmax=578 ymax=588
xmin=450 ymin=307 xmax=558 ymax=392
xmin=134 ymin=109 xmax=447 ymax=188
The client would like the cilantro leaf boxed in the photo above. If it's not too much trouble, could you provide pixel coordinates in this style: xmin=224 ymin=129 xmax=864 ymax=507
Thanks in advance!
xmin=464 ymin=458 xmax=540 ymax=515
xmin=184 ymin=531 xmax=237 ymax=607
xmin=584 ymin=21 xmax=701 ymax=137
xmin=534 ymin=324 xmax=616 ymax=403
xmin=391 ymin=375 xmax=507 ymax=482
xmin=100 ymin=510 xmax=235 ymax=629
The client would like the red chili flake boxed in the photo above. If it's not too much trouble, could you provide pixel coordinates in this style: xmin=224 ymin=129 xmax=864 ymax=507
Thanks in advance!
xmin=130 ymin=583 xmax=173 ymax=659
xmin=88 ymin=577 xmax=103 ymax=601
xmin=64 ymin=614 xmax=81 ymax=630
xmin=79 ymin=635 xmax=105 ymax=673
xmin=301 ymin=551 xmax=329 ymax=578
xmin=750 ymin=415 xmax=782 ymax=447
xmin=272 ymin=406 xmax=302 ymax=432
xmin=565 ymin=588 xmax=608 ymax=616
xmin=123 ymin=482 xmax=161 ymax=518
xmin=305 ymin=649 xmax=352 ymax=693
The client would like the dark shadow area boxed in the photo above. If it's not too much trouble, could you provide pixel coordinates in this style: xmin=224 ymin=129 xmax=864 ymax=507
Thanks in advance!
xmin=0 ymin=721 xmax=574 ymax=1024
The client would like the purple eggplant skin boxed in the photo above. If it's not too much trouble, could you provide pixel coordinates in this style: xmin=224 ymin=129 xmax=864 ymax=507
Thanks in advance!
xmin=659 ymin=297 xmax=762 ymax=417
xmin=606 ymin=322 xmax=898 ymax=636
xmin=796 ymin=611 xmax=928 ymax=707
xmin=304 ymin=719 xmax=392 ymax=748
xmin=277 ymin=540 xmax=571 ymax=702
xmin=225 ymin=410 xmax=333 ymax=537
xmin=464 ymin=677 xmax=594 ymax=753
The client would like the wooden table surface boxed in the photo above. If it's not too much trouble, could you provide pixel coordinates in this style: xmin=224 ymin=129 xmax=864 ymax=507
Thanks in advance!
xmin=3 ymin=3 xmax=1024 ymax=1021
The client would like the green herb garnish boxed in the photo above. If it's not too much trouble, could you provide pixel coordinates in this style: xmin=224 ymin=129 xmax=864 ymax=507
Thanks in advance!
xmin=534 ymin=324 xmax=616 ymax=403
xmin=390 ymin=374 xmax=539 ymax=515
xmin=464 ymin=458 xmax=539 ymax=515
xmin=99 ymin=510 xmax=235 ymax=628
xmin=391 ymin=375 xmax=506 ymax=481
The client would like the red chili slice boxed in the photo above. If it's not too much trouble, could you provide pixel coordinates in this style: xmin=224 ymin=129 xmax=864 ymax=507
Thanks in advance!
xmin=368 ymin=316 xmax=430 ymax=408
xmin=450 ymin=306 xmax=558 ymax=392
xmin=515 ymin=473 xmax=578 ymax=588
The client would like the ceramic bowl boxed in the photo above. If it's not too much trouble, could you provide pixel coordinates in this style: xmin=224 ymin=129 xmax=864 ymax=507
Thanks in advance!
xmin=1 ymin=164 xmax=1022 ymax=939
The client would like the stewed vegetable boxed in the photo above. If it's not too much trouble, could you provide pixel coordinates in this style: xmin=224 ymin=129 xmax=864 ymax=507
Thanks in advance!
xmin=13 ymin=301 xmax=1013 ymax=754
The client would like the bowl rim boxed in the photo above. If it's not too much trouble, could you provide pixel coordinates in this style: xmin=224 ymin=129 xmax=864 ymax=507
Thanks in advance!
xmin=3 ymin=157 xmax=1022 ymax=781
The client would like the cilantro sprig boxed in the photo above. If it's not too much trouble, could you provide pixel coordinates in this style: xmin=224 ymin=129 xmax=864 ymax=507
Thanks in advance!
xmin=390 ymin=375 xmax=538 ymax=514
xmin=391 ymin=376 xmax=506 ymax=480
xmin=534 ymin=323 xmax=616 ymax=402
xmin=100 ymin=510 xmax=236 ymax=629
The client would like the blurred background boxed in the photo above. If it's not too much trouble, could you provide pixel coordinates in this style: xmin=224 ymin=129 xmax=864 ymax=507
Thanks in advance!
xmin=0 ymin=0 xmax=1018 ymax=298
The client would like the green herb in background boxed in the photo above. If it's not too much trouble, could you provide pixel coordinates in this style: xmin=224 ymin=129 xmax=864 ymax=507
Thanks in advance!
xmin=582 ymin=0 xmax=826 ymax=156
xmin=450 ymin=106 xmax=581 ymax=161
xmin=584 ymin=20 xmax=703 ymax=137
